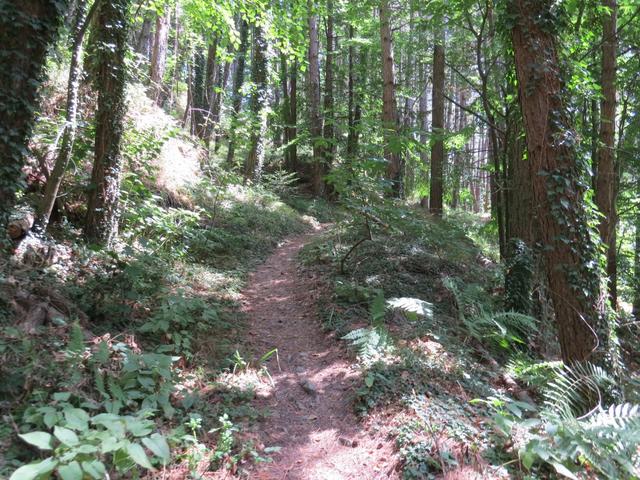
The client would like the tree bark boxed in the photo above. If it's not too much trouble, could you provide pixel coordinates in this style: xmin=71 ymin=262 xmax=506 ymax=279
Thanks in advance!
xmin=594 ymin=0 xmax=618 ymax=307
xmin=380 ymin=0 xmax=402 ymax=196
xmin=36 ymin=0 xmax=98 ymax=232
xmin=135 ymin=13 xmax=154 ymax=59
xmin=429 ymin=31 xmax=445 ymax=216
xmin=85 ymin=0 xmax=130 ymax=246
xmin=510 ymin=0 xmax=608 ymax=365
xmin=0 ymin=0 xmax=68 ymax=227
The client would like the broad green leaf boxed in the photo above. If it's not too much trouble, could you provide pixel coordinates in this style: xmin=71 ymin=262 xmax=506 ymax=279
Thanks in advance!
xmin=18 ymin=432 xmax=55 ymax=450
xmin=58 ymin=461 xmax=83 ymax=480
xmin=126 ymin=441 xmax=154 ymax=469
xmin=9 ymin=458 xmax=57 ymax=480
xmin=142 ymin=433 xmax=170 ymax=463
xmin=552 ymin=462 xmax=579 ymax=480
xmin=54 ymin=426 xmax=79 ymax=447
xmin=64 ymin=408 xmax=90 ymax=431
xmin=82 ymin=460 xmax=107 ymax=479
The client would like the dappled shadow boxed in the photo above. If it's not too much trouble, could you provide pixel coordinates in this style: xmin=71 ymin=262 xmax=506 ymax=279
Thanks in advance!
xmin=240 ymin=229 xmax=400 ymax=480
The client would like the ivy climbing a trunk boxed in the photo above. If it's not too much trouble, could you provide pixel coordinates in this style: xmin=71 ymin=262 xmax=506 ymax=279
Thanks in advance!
xmin=0 ymin=0 xmax=68 ymax=228
xmin=85 ymin=0 xmax=131 ymax=246
xmin=509 ymin=0 xmax=610 ymax=366
xmin=36 ymin=0 xmax=99 ymax=232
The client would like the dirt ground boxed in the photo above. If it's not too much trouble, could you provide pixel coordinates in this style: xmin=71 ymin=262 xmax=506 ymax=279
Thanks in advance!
xmin=241 ymin=229 xmax=400 ymax=480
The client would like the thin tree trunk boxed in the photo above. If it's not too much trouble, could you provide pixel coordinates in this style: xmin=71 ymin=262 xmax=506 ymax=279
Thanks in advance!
xmin=0 ymin=0 xmax=68 ymax=226
xmin=212 ymin=55 xmax=231 ymax=152
xmin=191 ymin=50 xmax=207 ymax=139
xmin=322 ymin=0 xmax=335 ymax=185
xmin=289 ymin=60 xmax=298 ymax=170
xmin=226 ymin=18 xmax=249 ymax=165
xmin=594 ymin=0 xmax=618 ymax=307
xmin=430 ymin=30 xmax=445 ymax=216
xmin=307 ymin=1 xmax=324 ymax=195
xmin=135 ymin=13 xmax=153 ymax=59
xmin=633 ymin=214 xmax=640 ymax=321
xmin=346 ymin=24 xmax=357 ymax=159
xmin=510 ymin=0 xmax=608 ymax=365
xmin=36 ymin=0 xmax=98 ymax=231
xmin=149 ymin=6 xmax=170 ymax=106
xmin=85 ymin=0 xmax=130 ymax=246
xmin=380 ymin=0 xmax=401 ymax=196
xmin=244 ymin=23 xmax=270 ymax=182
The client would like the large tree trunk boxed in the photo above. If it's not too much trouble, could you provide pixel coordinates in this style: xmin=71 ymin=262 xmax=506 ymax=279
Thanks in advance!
xmin=149 ymin=7 xmax=170 ymax=106
xmin=37 ymin=0 xmax=97 ymax=232
xmin=429 ymin=31 xmax=445 ymax=216
xmin=510 ymin=0 xmax=608 ymax=365
xmin=85 ymin=0 xmax=130 ymax=246
xmin=244 ymin=24 xmax=270 ymax=182
xmin=594 ymin=0 xmax=618 ymax=307
xmin=307 ymin=1 xmax=324 ymax=195
xmin=380 ymin=0 xmax=401 ymax=196
xmin=0 ymin=0 xmax=68 ymax=227
xmin=226 ymin=18 xmax=249 ymax=166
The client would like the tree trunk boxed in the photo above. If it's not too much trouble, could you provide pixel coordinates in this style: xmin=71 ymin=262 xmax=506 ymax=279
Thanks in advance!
xmin=633 ymin=214 xmax=640 ymax=321
xmin=226 ymin=18 xmax=249 ymax=165
xmin=36 ymin=0 xmax=97 ymax=232
xmin=380 ymin=0 xmax=401 ymax=196
xmin=85 ymin=0 xmax=130 ymax=246
xmin=510 ymin=0 xmax=608 ymax=365
xmin=244 ymin=23 xmax=270 ymax=182
xmin=429 ymin=32 xmax=445 ymax=216
xmin=594 ymin=0 xmax=618 ymax=308
xmin=135 ymin=14 xmax=154 ymax=59
xmin=347 ymin=24 xmax=357 ymax=159
xmin=0 ymin=0 xmax=68 ymax=227
xmin=322 ymin=0 xmax=335 ymax=184
xmin=149 ymin=7 xmax=170 ymax=106
xmin=191 ymin=50 xmax=207 ymax=139
xmin=213 ymin=56 xmax=231 ymax=152
xmin=289 ymin=60 xmax=298 ymax=171
xmin=307 ymin=1 xmax=324 ymax=195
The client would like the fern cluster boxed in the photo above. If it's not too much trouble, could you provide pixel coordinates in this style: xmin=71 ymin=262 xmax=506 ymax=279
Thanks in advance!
xmin=485 ymin=362 xmax=640 ymax=479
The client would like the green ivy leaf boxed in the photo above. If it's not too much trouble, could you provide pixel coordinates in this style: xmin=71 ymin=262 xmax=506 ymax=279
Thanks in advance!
xmin=18 ymin=432 xmax=55 ymax=450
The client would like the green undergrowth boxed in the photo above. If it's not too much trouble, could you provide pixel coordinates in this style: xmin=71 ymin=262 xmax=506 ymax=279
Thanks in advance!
xmin=0 ymin=105 xmax=311 ymax=478
xmin=300 ymin=206 xmax=562 ymax=479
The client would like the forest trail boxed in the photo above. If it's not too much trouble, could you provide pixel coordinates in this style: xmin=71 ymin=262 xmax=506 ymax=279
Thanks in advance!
xmin=241 ymin=228 xmax=399 ymax=480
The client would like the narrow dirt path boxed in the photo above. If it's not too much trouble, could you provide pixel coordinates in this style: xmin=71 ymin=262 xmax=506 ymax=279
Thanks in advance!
xmin=241 ymin=228 xmax=399 ymax=480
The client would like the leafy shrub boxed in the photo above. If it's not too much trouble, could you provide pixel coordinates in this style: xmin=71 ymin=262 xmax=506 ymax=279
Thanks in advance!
xmin=15 ymin=409 xmax=170 ymax=480
xmin=139 ymin=292 xmax=220 ymax=360
xmin=444 ymin=277 xmax=538 ymax=351
xmin=480 ymin=363 xmax=640 ymax=479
